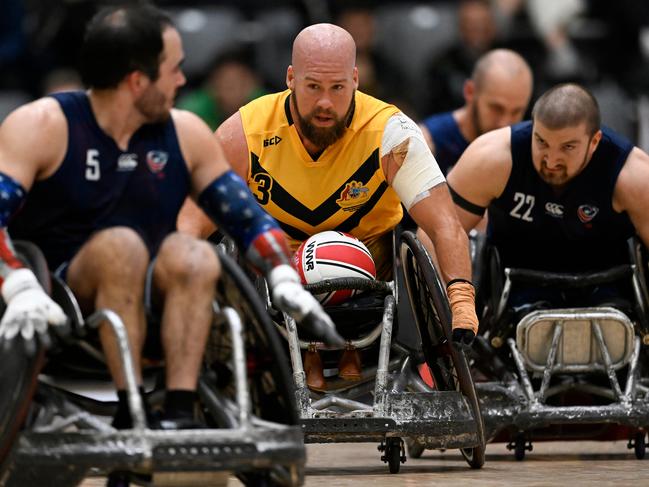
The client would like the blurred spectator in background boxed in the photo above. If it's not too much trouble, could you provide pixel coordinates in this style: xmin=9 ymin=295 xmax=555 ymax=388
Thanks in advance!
xmin=424 ymin=0 xmax=500 ymax=115
xmin=177 ymin=49 xmax=266 ymax=131
xmin=332 ymin=1 xmax=408 ymax=114
xmin=522 ymin=0 xmax=586 ymax=81
xmin=420 ymin=49 xmax=533 ymax=175
xmin=586 ymin=0 xmax=649 ymax=96
xmin=42 ymin=68 xmax=82 ymax=95
xmin=0 ymin=0 xmax=27 ymax=91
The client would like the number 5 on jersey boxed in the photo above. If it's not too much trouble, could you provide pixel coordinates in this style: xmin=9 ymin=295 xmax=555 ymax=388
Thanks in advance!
xmin=86 ymin=149 xmax=101 ymax=181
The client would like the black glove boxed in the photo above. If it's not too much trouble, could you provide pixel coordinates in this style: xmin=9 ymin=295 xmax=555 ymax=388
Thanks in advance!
xmin=452 ymin=328 xmax=475 ymax=347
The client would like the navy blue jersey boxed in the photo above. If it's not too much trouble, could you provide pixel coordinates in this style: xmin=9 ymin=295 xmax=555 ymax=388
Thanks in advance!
xmin=9 ymin=91 xmax=191 ymax=269
xmin=487 ymin=121 xmax=635 ymax=272
xmin=421 ymin=111 xmax=468 ymax=174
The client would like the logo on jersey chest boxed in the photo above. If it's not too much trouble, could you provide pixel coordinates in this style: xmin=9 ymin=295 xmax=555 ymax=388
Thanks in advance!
xmin=263 ymin=136 xmax=282 ymax=147
xmin=117 ymin=153 xmax=138 ymax=171
xmin=336 ymin=181 xmax=370 ymax=211
xmin=545 ymin=202 xmax=564 ymax=218
xmin=146 ymin=150 xmax=168 ymax=174
xmin=577 ymin=204 xmax=599 ymax=223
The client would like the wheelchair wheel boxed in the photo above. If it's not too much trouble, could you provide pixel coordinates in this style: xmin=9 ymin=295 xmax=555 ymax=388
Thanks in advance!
xmin=399 ymin=231 xmax=486 ymax=469
xmin=204 ymin=248 xmax=301 ymax=487
xmin=207 ymin=247 xmax=297 ymax=425
xmin=635 ymin=431 xmax=647 ymax=460
xmin=0 ymin=242 xmax=51 ymax=466
xmin=0 ymin=348 xmax=44 ymax=466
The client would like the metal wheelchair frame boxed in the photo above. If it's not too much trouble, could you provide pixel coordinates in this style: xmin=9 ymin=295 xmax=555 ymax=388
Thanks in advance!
xmin=473 ymin=248 xmax=649 ymax=461
xmin=0 ymin=243 xmax=305 ymax=487
xmin=257 ymin=230 xmax=486 ymax=473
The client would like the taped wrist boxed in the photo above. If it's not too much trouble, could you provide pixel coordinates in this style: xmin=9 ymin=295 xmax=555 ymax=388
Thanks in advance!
xmin=446 ymin=280 xmax=478 ymax=334
xmin=198 ymin=170 xmax=291 ymax=273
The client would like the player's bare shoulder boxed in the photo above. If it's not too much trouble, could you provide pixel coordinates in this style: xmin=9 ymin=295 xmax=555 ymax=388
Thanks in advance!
xmin=214 ymin=112 xmax=249 ymax=180
xmin=459 ymin=126 xmax=512 ymax=172
xmin=448 ymin=126 xmax=512 ymax=202
xmin=170 ymin=108 xmax=221 ymax=165
xmin=613 ymin=146 xmax=649 ymax=212
xmin=0 ymin=97 xmax=68 ymax=181
xmin=215 ymin=112 xmax=244 ymax=146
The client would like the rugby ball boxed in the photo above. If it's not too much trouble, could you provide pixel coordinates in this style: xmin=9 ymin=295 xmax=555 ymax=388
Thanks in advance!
xmin=293 ymin=231 xmax=376 ymax=305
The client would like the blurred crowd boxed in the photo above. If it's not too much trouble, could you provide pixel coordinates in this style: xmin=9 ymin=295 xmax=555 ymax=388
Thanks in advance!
xmin=2 ymin=0 xmax=649 ymax=142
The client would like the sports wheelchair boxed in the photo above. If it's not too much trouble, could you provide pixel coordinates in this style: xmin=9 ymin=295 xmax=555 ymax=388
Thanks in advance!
xmin=0 ymin=241 xmax=305 ymax=486
xmin=470 ymin=236 xmax=649 ymax=460
xmin=237 ymin=229 xmax=486 ymax=474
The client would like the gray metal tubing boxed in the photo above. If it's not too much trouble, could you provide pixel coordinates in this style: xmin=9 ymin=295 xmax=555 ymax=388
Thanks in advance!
xmin=623 ymin=337 xmax=641 ymax=402
xmin=631 ymin=264 xmax=648 ymax=319
xmin=85 ymin=309 xmax=146 ymax=431
xmin=496 ymin=270 xmax=512 ymax=322
xmin=538 ymin=321 xmax=563 ymax=403
xmin=284 ymin=313 xmax=308 ymax=393
xmin=275 ymin=321 xmax=384 ymax=351
xmin=513 ymin=403 xmax=649 ymax=427
xmin=33 ymin=412 xmax=113 ymax=434
xmin=591 ymin=320 xmax=624 ymax=400
xmin=474 ymin=381 xmax=525 ymax=402
xmin=391 ymin=356 xmax=414 ymax=393
xmin=374 ymin=295 xmax=396 ymax=413
xmin=223 ymin=307 xmax=251 ymax=427
xmin=507 ymin=338 xmax=536 ymax=402
xmin=197 ymin=377 xmax=239 ymax=429
xmin=538 ymin=363 xmax=609 ymax=374
xmin=310 ymin=396 xmax=373 ymax=412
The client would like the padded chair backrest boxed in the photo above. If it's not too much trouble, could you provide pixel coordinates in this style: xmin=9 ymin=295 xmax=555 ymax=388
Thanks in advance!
xmin=516 ymin=307 xmax=636 ymax=372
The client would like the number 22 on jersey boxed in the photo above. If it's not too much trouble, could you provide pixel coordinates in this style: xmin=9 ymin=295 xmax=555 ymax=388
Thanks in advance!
xmin=510 ymin=192 xmax=534 ymax=222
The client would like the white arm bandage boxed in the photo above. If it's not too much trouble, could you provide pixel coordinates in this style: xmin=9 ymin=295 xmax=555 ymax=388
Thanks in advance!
xmin=381 ymin=113 xmax=445 ymax=210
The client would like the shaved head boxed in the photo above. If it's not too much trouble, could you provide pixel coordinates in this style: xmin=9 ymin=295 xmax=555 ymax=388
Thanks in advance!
xmin=532 ymin=83 xmax=600 ymax=136
xmin=287 ymin=24 xmax=359 ymax=152
xmin=472 ymin=49 xmax=532 ymax=92
xmin=463 ymin=48 xmax=533 ymax=138
xmin=292 ymin=23 xmax=356 ymax=72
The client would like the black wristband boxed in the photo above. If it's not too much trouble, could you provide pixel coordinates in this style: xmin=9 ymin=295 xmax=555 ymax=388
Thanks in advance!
xmin=446 ymin=278 xmax=474 ymax=289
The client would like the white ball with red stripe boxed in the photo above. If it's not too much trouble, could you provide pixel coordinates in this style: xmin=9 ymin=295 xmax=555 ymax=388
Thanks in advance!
xmin=292 ymin=231 xmax=376 ymax=306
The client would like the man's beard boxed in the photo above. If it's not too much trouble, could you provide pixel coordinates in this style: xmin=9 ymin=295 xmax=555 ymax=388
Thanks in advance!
xmin=292 ymin=92 xmax=355 ymax=149
xmin=136 ymin=84 xmax=171 ymax=123
xmin=538 ymin=149 xmax=590 ymax=187
xmin=470 ymin=101 xmax=485 ymax=137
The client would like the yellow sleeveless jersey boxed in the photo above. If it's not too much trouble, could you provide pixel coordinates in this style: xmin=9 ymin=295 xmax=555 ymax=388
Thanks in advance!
xmin=239 ymin=90 xmax=402 ymax=275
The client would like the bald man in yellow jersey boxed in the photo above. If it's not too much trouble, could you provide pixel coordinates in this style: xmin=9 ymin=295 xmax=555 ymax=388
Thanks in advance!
xmin=179 ymin=23 xmax=478 ymax=389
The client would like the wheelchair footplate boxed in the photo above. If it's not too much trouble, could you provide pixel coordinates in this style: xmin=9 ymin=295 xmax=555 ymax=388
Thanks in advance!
xmin=4 ymin=423 xmax=304 ymax=486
